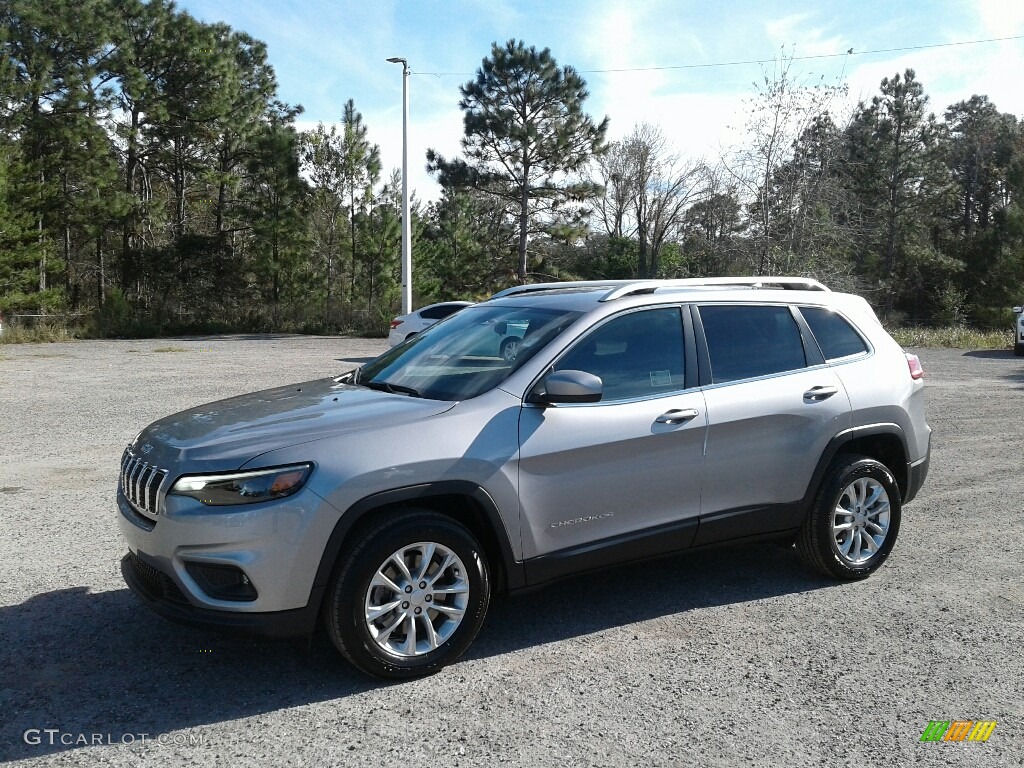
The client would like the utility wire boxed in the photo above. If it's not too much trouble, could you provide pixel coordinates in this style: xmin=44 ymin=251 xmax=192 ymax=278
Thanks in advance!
xmin=413 ymin=34 xmax=1023 ymax=77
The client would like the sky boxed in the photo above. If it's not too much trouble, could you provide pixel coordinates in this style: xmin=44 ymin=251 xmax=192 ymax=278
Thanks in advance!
xmin=177 ymin=0 xmax=1024 ymax=201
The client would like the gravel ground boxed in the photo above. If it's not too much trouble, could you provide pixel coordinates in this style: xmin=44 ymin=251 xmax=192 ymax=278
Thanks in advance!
xmin=0 ymin=337 xmax=1021 ymax=767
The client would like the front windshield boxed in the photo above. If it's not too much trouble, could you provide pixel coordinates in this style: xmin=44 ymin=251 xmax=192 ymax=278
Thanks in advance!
xmin=358 ymin=305 xmax=581 ymax=401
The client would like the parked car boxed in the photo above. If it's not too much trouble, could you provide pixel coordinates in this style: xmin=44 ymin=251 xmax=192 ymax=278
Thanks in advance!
xmin=386 ymin=301 xmax=473 ymax=346
xmin=0 ymin=310 xmax=4 ymax=336
xmin=1014 ymin=304 xmax=1024 ymax=356
xmin=117 ymin=277 xmax=930 ymax=678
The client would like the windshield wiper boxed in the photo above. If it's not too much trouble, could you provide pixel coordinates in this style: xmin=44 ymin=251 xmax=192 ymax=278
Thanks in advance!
xmin=362 ymin=380 xmax=422 ymax=398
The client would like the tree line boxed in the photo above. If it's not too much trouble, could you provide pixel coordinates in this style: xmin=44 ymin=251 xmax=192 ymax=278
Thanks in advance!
xmin=1 ymin=3 xmax=1021 ymax=337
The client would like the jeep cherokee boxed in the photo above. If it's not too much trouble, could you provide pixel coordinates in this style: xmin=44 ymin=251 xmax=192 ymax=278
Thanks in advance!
xmin=117 ymin=277 xmax=931 ymax=678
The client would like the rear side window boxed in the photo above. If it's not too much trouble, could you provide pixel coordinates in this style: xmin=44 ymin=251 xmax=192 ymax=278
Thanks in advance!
xmin=419 ymin=303 xmax=465 ymax=320
xmin=699 ymin=305 xmax=807 ymax=384
xmin=801 ymin=307 xmax=868 ymax=360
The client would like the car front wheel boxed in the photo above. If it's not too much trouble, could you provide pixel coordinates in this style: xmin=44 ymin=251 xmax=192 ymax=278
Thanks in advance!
xmin=797 ymin=454 xmax=902 ymax=580
xmin=324 ymin=508 xmax=491 ymax=678
xmin=499 ymin=337 xmax=520 ymax=362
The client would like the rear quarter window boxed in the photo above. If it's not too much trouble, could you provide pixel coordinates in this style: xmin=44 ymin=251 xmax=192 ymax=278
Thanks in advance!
xmin=800 ymin=306 xmax=868 ymax=361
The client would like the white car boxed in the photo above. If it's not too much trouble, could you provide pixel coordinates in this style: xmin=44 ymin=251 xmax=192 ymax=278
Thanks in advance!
xmin=1014 ymin=305 xmax=1024 ymax=356
xmin=387 ymin=301 xmax=473 ymax=347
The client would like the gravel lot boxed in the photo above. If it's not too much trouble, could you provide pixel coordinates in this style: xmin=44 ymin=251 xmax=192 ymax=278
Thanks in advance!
xmin=1 ymin=337 xmax=1021 ymax=767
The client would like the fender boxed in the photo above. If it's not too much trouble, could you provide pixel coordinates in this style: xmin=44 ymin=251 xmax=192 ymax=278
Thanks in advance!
xmin=306 ymin=481 xmax=525 ymax=615
xmin=801 ymin=424 xmax=910 ymax=509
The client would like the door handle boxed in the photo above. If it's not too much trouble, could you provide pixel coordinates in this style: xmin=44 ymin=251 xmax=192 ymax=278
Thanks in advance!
xmin=655 ymin=408 xmax=700 ymax=424
xmin=804 ymin=385 xmax=839 ymax=401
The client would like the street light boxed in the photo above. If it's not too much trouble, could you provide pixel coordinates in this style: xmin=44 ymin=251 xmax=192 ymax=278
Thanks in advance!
xmin=387 ymin=57 xmax=412 ymax=316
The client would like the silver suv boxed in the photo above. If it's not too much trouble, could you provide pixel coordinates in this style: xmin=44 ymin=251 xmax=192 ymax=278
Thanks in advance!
xmin=117 ymin=278 xmax=930 ymax=678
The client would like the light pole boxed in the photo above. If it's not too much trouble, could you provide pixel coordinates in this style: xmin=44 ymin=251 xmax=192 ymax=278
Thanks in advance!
xmin=387 ymin=57 xmax=412 ymax=315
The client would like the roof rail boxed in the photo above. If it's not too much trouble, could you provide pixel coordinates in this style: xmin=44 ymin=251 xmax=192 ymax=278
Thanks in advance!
xmin=599 ymin=277 xmax=830 ymax=301
xmin=489 ymin=280 xmax=635 ymax=300
xmin=489 ymin=277 xmax=829 ymax=302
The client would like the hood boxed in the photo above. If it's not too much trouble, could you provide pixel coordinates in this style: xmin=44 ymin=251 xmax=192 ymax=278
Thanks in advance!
xmin=130 ymin=378 xmax=454 ymax=470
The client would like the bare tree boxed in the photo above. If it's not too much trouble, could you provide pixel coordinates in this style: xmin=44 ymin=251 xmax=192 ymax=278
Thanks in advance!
xmin=720 ymin=51 xmax=847 ymax=275
xmin=593 ymin=124 xmax=700 ymax=278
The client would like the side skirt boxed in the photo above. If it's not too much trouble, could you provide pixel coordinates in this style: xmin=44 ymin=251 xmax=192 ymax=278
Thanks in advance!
xmin=519 ymin=505 xmax=804 ymax=591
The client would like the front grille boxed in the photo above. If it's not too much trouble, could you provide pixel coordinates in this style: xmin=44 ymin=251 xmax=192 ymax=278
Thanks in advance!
xmin=127 ymin=551 xmax=189 ymax=604
xmin=120 ymin=450 xmax=168 ymax=516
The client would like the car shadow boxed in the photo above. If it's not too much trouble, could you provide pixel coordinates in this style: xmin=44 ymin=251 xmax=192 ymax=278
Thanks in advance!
xmin=1 ymin=544 xmax=829 ymax=760
xmin=473 ymin=542 xmax=829 ymax=658
xmin=334 ymin=356 xmax=377 ymax=364
xmin=959 ymin=348 xmax=1024 ymax=386
xmin=0 ymin=586 xmax=371 ymax=761
xmin=961 ymin=349 xmax=1014 ymax=358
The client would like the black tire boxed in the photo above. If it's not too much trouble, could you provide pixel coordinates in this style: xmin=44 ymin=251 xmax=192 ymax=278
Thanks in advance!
xmin=797 ymin=454 xmax=902 ymax=580
xmin=499 ymin=336 xmax=520 ymax=362
xmin=1014 ymin=343 xmax=1024 ymax=357
xmin=323 ymin=508 xmax=490 ymax=679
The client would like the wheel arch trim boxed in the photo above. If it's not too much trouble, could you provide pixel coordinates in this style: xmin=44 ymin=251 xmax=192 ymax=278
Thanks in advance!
xmin=309 ymin=481 xmax=524 ymax=610
xmin=803 ymin=424 xmax=910 ymax=507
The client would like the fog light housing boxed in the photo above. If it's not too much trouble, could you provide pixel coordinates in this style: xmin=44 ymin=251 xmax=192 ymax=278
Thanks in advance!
xmin=185 ymin=562 xmax=258 ymax=602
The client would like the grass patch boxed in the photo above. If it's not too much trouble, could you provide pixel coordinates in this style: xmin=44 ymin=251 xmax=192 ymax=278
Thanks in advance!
xmin=0 ymin=323 xmax=80 ymax=344
xmin=889 ymin=325 xmax=1013 ymax=350
xmin=151 ymin=346 xmax=189 ymax=353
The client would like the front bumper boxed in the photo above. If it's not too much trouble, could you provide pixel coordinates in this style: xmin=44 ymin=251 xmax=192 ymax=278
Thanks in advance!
xmin=121 ymin=551 xmax=321 ymax=637
xmin=116 ymin=482 xmax=340 ymax=624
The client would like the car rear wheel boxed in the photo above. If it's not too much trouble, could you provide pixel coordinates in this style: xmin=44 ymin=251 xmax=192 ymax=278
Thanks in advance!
xmin=797 ymin=454 xmax=901 ymax=580
xmin=1014 ymin=343 xmax=1024 ymax=357
xmin=323 ymin=508 xmax=491 ymax=678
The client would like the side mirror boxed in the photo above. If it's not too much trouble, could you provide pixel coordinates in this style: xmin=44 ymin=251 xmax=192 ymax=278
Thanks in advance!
xmin=528 ymin=370 xmax=603 ymax=405
xmin=494 ymin=321 xmax=508 ymax=335
xmin=1013 ymin=307 xmax=1022 ymax=314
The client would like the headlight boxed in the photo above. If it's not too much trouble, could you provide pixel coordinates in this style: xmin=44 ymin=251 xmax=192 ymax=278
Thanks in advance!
xmin=169 ymin=464 xmax=313 ymax=506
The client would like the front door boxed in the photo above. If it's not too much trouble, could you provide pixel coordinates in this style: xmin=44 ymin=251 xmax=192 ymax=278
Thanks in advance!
xmin=516 ymin=307 xmax=707 ymax=575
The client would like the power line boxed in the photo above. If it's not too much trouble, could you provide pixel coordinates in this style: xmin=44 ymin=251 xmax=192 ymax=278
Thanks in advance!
xmin=413 ymin=34 xmax=1023 ymax=77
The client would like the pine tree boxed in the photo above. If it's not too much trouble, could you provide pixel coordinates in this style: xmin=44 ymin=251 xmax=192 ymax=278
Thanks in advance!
xmin=338 ymin=100 xmax=381 ymax=310
xmin=428 ymin=39 xmax=608 ymax=283
xmin=844 ymin=69 xmax=952 ymax=314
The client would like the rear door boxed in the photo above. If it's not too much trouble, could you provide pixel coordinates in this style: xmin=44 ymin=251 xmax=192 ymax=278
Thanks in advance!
xmin=694 ymin=303 xmax=851 ymax=545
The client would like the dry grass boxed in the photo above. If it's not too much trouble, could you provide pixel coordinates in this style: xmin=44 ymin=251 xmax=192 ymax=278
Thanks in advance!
xmin=0 ymin=323 xmax=79 ymax=344
xmin=889 ymin=325 xmax=1013 ymax=350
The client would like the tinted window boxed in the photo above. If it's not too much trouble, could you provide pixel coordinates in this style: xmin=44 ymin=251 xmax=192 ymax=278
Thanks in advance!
xmin=700 ymin=305 xmax=806 ymax=383
xmin=801 ymin=307 xmax=868 ymax=360
xmin=554 ymin=308 xmax=685 ymax=401
xmin=419 ymin=303 xmax=465 ymax=320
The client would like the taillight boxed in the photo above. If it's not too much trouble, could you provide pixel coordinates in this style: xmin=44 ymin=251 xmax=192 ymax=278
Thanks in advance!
xmin=906 ymin=353 xmax=924 ymax=380
xmin=390 ymin=319 xmax=403 ymax=329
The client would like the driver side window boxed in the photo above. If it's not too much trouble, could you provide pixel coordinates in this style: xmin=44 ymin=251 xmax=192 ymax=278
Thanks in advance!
xmin=554 ymin=308 xmax=685 ymax=402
